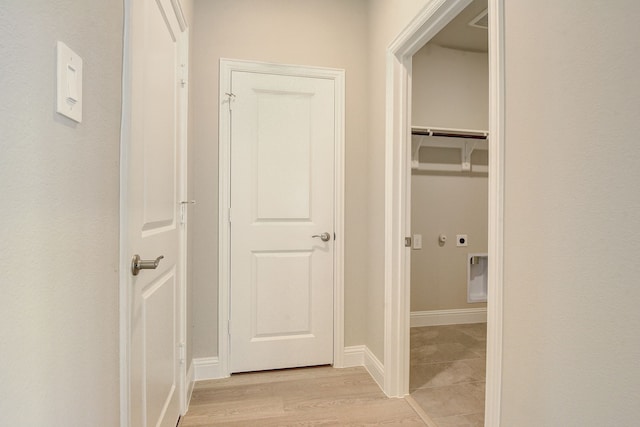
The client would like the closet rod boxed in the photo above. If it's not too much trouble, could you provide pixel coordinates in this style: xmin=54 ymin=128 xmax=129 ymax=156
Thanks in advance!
xmin=411 ymin=127 xmax=488 ymax=140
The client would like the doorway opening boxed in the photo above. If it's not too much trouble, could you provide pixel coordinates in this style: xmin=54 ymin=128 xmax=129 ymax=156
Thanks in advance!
xmin=383 ymin=0 xmax=504 ymax=425
xmin=408 ymin=1 xmax=489 ymax=422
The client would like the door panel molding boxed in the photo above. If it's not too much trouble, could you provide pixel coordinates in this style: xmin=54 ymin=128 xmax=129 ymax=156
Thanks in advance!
xmin=218 ymin=59 xmax=345 ymax=377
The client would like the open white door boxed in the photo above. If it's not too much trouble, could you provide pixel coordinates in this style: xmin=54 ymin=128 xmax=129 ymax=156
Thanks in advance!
xmin=220 ymin=62 xmax=344 ymax=374
xmin=122 ymin=0 xmax=187 ymax=425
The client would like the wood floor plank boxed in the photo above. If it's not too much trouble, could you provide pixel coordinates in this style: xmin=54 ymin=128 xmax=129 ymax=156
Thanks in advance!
xmin=179 ymin=397 xmax=285 ymax=425
xmin=181 ymin=366 xmax=426 ymax=426
xmin=190 ymin=371 xmax=381 ymax=406
xmin=207 ymin=399 xmax=425 ymax=427
xmin=194 ymin=365 xmax=349 ymax=390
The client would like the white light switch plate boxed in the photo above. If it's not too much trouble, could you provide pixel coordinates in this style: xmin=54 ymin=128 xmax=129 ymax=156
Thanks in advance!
xmin=56 ymin=41 xmax=83 ymax=123
xmin=412 ymin=234 xmax=422 ymax=250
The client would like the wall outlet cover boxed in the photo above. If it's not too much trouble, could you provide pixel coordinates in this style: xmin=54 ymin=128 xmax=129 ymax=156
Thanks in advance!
xmin=456 ymin=234 xmax=468 ymax=247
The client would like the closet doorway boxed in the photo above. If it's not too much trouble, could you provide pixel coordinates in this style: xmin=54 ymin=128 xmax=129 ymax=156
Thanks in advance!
xmin=383 ymin=0 xmax=504 ymax=424
xmin=408 ymin=1 xmax=489 ymax=424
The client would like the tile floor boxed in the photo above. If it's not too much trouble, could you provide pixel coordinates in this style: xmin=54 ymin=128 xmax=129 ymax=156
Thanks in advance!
xmin=410 ymin=323 xmax=487 ymax=427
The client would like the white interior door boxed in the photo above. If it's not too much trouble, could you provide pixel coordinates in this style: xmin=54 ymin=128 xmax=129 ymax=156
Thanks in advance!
xmin=229 ymin=69 xmax=336 ymax=373
xmin=125 ymin=0 xmax=185 ymax=425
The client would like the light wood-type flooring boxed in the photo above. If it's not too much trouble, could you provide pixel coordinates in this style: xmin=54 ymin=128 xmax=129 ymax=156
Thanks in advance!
xmin=410 ymin=323 xmax=487 ymax=427
xmin=180 ymin=322 xmax=486 ymax=426
xmin=180 ymin=365 xmax=426 ymax=426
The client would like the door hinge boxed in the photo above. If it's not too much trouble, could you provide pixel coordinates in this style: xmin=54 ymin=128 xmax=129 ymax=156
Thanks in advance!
xmin=224 ymin=92 xmax=235 ymax=111
xmin=178 ymin=342 xmax=185 ymax=365
xmin=404 ymin=237 xmax=412 ymax=247
xmin=179 ymin=63 xmax=187 ymax=88
xmin=228 ymin=208 xmax=232 ymax=224
xmin=179 ymin=200 xmax=196 ymax=226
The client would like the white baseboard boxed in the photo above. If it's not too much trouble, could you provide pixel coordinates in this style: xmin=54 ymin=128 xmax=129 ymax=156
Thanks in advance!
xmin=411 ymin=308 xmax=487 ymax=327
xmin=342 ymin=345 xmax=385 ymax=390
xmin=363 ymin=347 xmax=384 ymax=389
xmin=342 ymin=345 xmax=366 ymax=367
xmin=192 ymin=349 xmax=385 ymax=391
xmin=193 ymin=357 xmax=223 ymax=381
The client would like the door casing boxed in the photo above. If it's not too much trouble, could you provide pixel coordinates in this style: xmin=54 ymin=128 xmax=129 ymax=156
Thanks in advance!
xmin=218 ymin=59 xmax=346 ymax=378
xmin=383 ymin=0 xmax=505 ymax=425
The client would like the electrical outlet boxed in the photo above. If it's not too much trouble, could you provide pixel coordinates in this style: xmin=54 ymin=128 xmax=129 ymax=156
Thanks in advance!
xmin=456 ymin=234 xmax=468 ymax=247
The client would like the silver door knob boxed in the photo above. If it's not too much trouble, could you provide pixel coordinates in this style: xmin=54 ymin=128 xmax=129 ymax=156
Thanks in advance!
xmin=131 ymin=254 xmax=164 ymax=276
xmin=312 ymin=232 xmax=331 ymax=242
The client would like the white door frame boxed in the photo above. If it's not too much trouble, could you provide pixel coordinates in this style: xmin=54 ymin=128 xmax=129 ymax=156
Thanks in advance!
xmin=383 ymin=0 xmax=504 ymax=424
xmin=119 ymin=0 xmax=190 ymax=424
xmin=218 ymin=59 xmax=345 ymax=377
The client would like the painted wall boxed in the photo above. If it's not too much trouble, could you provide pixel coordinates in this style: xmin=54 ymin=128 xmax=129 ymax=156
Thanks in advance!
xmin=412 ymin=44 xmax=488 ymax=130
xmin=0 ymin=1 xmax=122 ymax=425
xmin=501 ymin=1 xmax=640 ymax=424
xmin=366 ymin=0 xmax=429 ymax=361
xmin=411 ymin=175 xmax=488 ymax=311
xmin=410 ymin=44 xmax=488 ymax=312
xmin=190 ymin=0 xmax=370 ymax=358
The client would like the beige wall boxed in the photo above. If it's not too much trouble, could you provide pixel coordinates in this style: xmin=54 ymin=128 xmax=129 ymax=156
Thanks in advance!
xmin=0 ymin=1 xmax=122 ymax=424
xmin=501 ymin=1 xmax=640 ymax=424
xmin=190 ymin=0 xmax=370 ymax=357
xmin=412 ymin=44 xmax=488 ymax=130
xmin=411 ymin=175 xmax=488 ymax=311
xmin=365 ymin=0 xmax=429 ymax=363
xmin=410 ymin=44 xmax=488 ymax=311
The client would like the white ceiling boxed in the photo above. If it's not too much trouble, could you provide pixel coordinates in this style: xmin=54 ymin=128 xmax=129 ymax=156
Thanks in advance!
xmin=429 ymin=0 xmax=488 ymax=53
